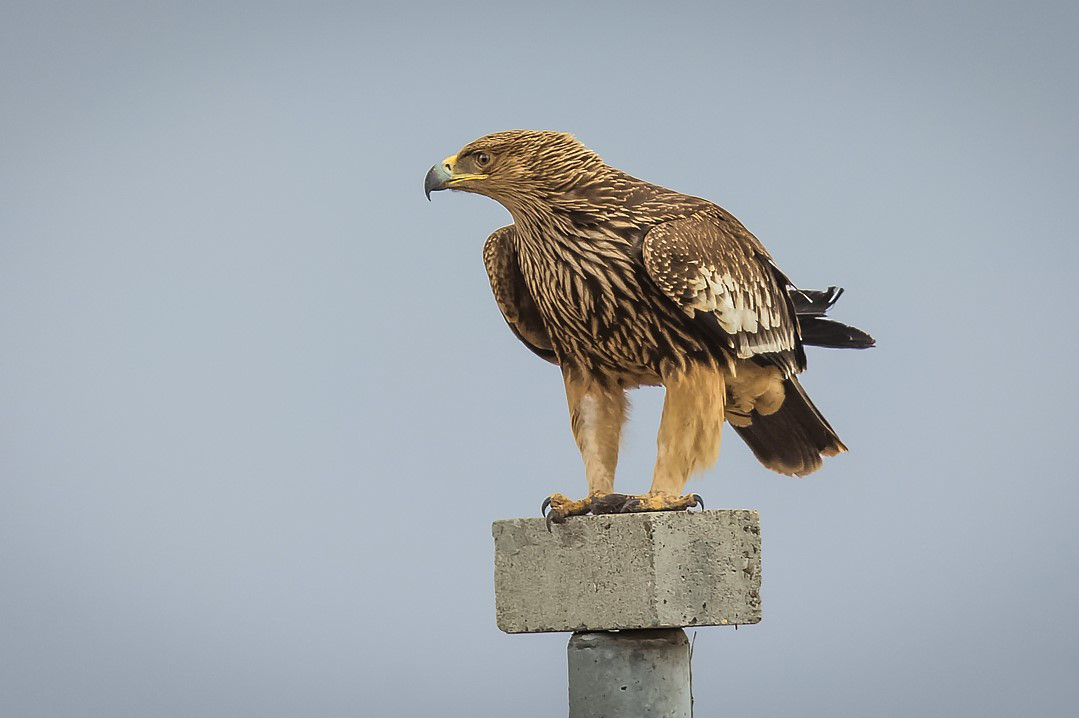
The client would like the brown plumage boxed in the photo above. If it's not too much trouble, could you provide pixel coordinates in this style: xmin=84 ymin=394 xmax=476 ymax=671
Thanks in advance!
xmin=425 ymin=130 xmax=873 ymax=521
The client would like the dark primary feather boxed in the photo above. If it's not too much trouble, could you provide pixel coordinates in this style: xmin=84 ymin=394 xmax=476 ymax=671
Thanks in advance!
xmin=790 ymin=287 xmax=843 ymax=316
xmin=798 ymin=317 xmax=876 ymax=349
xmin=790 ymin=286 xmax=876 ymax=349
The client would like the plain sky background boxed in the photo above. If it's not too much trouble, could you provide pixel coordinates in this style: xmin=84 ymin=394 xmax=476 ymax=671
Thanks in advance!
xmin=2 ymin=1 xmax=1077 ymax=716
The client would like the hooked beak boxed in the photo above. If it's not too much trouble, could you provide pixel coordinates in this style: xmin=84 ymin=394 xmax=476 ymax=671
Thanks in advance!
xmin=424 ymin=156 xmax=454 ymax=200
xmin=423 ymin=154 xmax=488 ymax=200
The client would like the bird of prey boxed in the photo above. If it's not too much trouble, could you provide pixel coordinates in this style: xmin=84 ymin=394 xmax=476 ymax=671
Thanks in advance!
xmin=425 ymin=131 xmax=873 ymax=526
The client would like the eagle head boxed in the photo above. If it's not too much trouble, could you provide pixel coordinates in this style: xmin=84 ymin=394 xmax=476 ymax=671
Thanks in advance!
xmin=424 ymin=130 xmax=605 ymax=208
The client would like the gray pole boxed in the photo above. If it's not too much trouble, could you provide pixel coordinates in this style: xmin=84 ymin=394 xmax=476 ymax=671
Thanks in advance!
xmin=568 ymin=629 xmax=692 ymax=718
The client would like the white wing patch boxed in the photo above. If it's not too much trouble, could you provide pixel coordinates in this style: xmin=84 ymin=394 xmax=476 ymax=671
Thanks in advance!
xmin=681 ymin=265 xmax=786 ymax=356
xmin=642 ymin=212 xmax=798 ymax=365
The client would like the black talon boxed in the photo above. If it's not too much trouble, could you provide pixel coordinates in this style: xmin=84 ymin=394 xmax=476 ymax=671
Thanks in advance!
xmin=545 ymin=511 xmax=558 ymax=532
xmin=691 ymin=494 xmax=704 ymax=510
xmin=541 ymin=497 xmax=552 ymax=517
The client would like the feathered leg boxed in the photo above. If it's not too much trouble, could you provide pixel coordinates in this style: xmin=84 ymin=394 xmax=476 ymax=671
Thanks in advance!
xmin=613 ymin=363 xmax=722 ymax=511
xmin=543 ymin=370 xmax=627 ymax=526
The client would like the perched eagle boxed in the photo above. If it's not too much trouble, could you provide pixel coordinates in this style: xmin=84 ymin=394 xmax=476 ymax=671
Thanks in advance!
xmin=425 ymin=131 xmax=873 ymax=526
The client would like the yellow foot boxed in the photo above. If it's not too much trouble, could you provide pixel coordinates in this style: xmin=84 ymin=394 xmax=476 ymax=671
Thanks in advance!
xmin=614 ymin=492 xmax=704 ymax=513
xmin=541 ymin=493 xmax=594 ymax=531
xmin=541 ymin=492 xmax=704 ymax=530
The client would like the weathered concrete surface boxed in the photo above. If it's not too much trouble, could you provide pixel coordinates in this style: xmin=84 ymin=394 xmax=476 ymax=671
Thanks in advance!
xmin=568 ymin=629 xmax=690 ymax=718
xmin=493 ymin=510 xmax=761 ymax=633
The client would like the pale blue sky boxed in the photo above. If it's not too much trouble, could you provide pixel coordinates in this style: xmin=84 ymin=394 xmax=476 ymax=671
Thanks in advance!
xmin=2 ymin=1 xmax=1077 ymax=716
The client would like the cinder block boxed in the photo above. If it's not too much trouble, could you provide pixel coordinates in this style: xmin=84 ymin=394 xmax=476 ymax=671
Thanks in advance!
xmin=492 ymin=510 xmax=761 ymax=633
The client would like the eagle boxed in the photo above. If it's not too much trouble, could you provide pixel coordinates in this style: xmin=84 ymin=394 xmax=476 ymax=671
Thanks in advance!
xmin=425 ymin=131 xmax=873 ymax=526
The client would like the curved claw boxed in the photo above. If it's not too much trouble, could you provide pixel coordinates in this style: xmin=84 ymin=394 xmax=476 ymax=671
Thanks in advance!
xmin=546 ymin=512 xmax=556 ymax=532
xmin=541 ymin=496 xmax=552 ymax=517
xmin=691 ymin=494 xmax=704 ymax=510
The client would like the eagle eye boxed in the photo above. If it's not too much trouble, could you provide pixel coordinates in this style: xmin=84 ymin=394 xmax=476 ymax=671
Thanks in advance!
xmin=475 ymin=152 xmax=491 ymax=167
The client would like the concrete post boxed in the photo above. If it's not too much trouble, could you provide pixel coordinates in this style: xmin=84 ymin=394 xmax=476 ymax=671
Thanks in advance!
xmin=492 ymin=510 xmax=761 ymax=716
xmin=568 ymin=629 xmax=691 ymax=718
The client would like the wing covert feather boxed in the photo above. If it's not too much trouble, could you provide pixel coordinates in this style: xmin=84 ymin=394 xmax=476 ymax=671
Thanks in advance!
xmin=642 ymin=211 xmax=803 ymax=373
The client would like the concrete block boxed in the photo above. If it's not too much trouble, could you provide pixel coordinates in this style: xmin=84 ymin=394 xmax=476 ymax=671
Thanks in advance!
xmin=493 ymin=510 xmax=761 ymax=633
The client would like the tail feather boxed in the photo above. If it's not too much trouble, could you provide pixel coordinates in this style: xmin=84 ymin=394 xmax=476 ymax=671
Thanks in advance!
xmin=791 ymin=286 xmax=875 ymax=350
xmin=732 ymin=376 xmax=846 ymax=477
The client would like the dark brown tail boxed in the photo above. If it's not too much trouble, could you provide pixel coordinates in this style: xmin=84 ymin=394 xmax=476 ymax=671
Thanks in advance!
xmin=731 ymin=376 xmax=847 ymax=477
xmin=791 ymin=287 xmax=876 ymax=349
